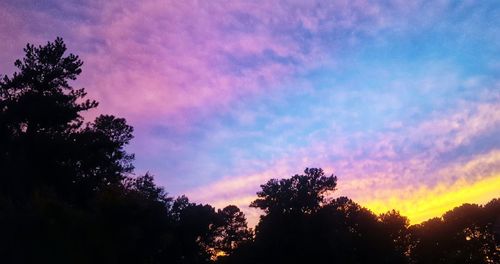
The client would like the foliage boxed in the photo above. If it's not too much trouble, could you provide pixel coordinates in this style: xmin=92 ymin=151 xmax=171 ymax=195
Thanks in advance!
xmin=409 ymin=201 xmax=499 ymax=264
xmin=250 ymin=167 xmax=337 ymax=214
xmin=213 ymin=205 xmax=253 ymax=256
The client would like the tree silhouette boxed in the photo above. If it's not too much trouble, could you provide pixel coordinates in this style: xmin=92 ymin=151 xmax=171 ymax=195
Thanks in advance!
xmin=0 ymin=37 xmax=96 ymax=134
xmin=213 ymin=205 xmax=253 ymax=256
xmin=171 ymin=196 xmax=219 ymax=263
xmin=0 ymin=38 xmax=134 ymax=204
xmin=124 ymin=173 xmax=170 ymax=204
xmin=226 ymin=170 xmax=406 ymax=264
xmin=250 ymin=167 xmax=337 ymax=215
xmin=379 ymin=209 xmax=411 ymax=260
xmin=410 ymin=201 xmax=499 ymax=264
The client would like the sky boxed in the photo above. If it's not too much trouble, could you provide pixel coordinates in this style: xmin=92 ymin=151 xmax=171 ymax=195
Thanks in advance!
xmin=1 ymin=0 xmax=499 ymax=226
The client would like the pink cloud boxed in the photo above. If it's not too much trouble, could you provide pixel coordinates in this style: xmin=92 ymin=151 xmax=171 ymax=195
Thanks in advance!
xmin=1 ymin=0 xmax=413 ymax=131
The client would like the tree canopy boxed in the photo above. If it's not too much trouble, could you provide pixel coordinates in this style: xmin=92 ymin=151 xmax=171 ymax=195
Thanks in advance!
xmin=250 ymin=167 xmax=337 ymax=214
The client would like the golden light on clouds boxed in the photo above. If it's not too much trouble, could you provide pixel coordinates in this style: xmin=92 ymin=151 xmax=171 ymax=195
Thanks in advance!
xmin=361 ymin=174 xmax=500 ymax=224
xmin=193 ymin=150 xmax=500 ymax=227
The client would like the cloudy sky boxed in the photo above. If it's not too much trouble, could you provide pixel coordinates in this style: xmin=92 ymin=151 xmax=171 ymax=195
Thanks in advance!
xmin=1 ymin=0 xmax=499 ymax=225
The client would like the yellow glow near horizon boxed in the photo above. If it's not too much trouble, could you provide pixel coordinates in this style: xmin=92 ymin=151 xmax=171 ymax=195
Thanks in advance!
xmin=204 ymin=175 xmax=500 ymax=228
xmin=361 ymin=174 xmax=500 ymax=224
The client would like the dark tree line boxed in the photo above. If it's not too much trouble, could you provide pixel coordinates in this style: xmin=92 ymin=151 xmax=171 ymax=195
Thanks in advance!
xmin=222 ymin=169 xmax=499 ymax=264
xmin=0 ymin=38 xmax=498 ymax=264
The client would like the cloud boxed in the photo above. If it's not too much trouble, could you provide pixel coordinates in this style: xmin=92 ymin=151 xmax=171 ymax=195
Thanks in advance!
xmin=0 ymin=0 xmax=428 ymax=126
xmin=2 ymin=0 xmax=499 ymax=227
xmin=185 ymin=100 xmax=500 ymax=225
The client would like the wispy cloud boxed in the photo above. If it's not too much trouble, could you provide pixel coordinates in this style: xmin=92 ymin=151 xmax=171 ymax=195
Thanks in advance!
xmin=1 ymin=0 xmax=499 ymax=225
xmin=186 ymin=99 xmax=500 ymax=225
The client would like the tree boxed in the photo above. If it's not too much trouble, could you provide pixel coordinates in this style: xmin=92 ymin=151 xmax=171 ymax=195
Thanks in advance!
xmin=410 ymin=202 xmax=499 ymax=264
xmin=244 ymin=168 xmax=337 ymax=263
xmin=250 ymin=168 xmax=337 ymax=215
xmin=229 ymin=170 xmax=410 ymax=264
xmin=0 ymin=37 xmax=97 ymax=135
xmin=0 ymin=38 xmax=91 ymax=199
xmin=172 ymin=198 xmax=219 ymax=263
xmin=0 ymin=38 xmax=143 ymax=263
xmin=0 ymin=38 xmax=135 ymax=204
xmin=483 ymin=198 xmax=500 ymax=242
xmin=379 ymin=210 xmax=411 ymax=260
xmin=213 ymin=205 xmax=253 ymax=256
xmin=124 ymin=173 xmax=170 ymax=204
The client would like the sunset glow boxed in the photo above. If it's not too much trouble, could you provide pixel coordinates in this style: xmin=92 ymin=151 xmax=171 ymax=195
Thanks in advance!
xmin=362 ymin=173 xmax=500 ymax=224
xmin=1 ymin=0 xmax=499 ymax=226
